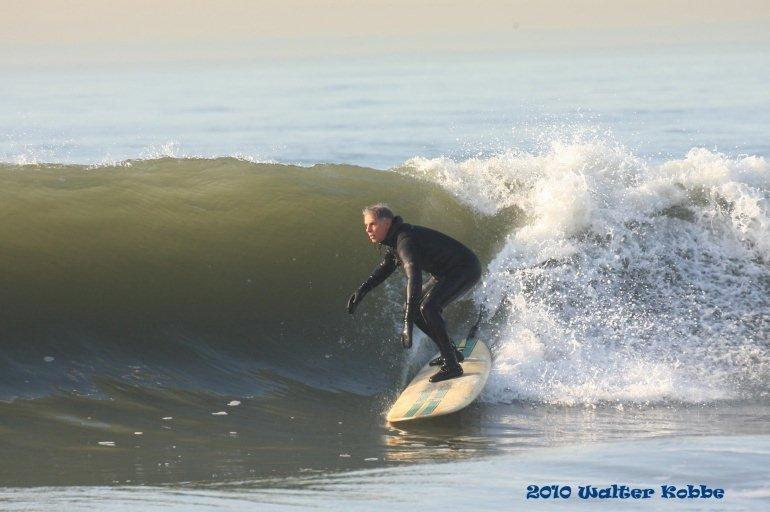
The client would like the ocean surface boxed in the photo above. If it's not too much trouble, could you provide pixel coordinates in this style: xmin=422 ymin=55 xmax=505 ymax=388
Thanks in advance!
xmin=1 ymin=44 xmax=769 ymax=509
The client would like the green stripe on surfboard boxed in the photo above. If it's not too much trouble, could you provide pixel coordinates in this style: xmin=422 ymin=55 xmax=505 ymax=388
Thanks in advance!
xmin=404 ymin=389 xmax=433 ymax=418
xmin=420 ymin=386 xmax=451 ymax=416
xmin=459 ymin=338 xmax=477 ymax=358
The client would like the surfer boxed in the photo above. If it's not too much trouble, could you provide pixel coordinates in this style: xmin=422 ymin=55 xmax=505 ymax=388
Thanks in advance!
xmin=347 ymin=204 xmax=481 ymax=382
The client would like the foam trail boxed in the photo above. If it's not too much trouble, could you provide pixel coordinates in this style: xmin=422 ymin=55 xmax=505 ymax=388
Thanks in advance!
xmin=405 ymin=140 xmax=770 ymax=405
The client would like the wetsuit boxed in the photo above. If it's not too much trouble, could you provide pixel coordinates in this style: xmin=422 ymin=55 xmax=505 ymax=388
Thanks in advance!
xmin=360 ymin=216 xmax=481 ymax=369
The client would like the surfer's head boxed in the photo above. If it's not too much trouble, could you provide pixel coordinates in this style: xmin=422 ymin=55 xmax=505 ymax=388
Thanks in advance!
xmin=362 ymin=203 xmax=394 ymax=243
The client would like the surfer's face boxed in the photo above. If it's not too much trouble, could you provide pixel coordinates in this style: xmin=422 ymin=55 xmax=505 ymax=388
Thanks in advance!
xmin=363 ymin=213 xmax=391 ymax=243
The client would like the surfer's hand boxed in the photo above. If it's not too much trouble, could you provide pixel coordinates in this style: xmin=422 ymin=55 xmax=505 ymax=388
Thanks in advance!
xmin=346 ymin=284 xmax=369 ymax=314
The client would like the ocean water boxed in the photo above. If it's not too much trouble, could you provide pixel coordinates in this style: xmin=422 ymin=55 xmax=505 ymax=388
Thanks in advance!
xmin=3 ymin=45 xmax=769 ymax=168
xmin=1 ymin=44 xmax=769 ymax=509
xmin=2 ymin=435 xmax=769 ymax=511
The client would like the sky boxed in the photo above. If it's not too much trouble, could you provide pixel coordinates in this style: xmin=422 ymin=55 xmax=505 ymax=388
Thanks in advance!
xmin=2 ymin=0 xmax=769 ymax=65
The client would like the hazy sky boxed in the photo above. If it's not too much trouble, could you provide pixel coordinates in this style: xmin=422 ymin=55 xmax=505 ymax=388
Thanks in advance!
xmin=2 ymin=0 xmax=769 ymax=65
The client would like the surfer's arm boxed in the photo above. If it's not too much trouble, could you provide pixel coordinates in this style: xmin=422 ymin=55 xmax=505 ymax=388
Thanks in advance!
xmin=362 ymin=249 xmax=397 ymax=291
xmin=395 ymin=236 xmax=421 ymax=348
xmin=347 ymin=250 xmax=398 ymax=314
xmin=396 ymin=236 xmax=422 ymax=307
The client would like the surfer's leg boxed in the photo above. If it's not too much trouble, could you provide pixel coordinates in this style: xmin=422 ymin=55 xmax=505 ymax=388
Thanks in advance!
xmin=414 ymin=276 xmax=467 ymax=362
xmin=420 ymin=263 xmax=482 ymax=375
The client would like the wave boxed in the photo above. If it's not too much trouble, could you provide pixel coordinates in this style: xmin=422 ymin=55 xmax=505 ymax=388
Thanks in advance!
xmin=1 ymin=140 xmax=769 ymax=406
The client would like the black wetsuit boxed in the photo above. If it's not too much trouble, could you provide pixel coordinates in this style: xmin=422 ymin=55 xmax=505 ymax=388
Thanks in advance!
xmin=361 ymin=216 xmax=481 ymax=364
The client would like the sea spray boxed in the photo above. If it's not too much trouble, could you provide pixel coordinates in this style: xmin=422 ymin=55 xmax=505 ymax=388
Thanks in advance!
xmin=405 ymin=141 xmax=770 ymax=405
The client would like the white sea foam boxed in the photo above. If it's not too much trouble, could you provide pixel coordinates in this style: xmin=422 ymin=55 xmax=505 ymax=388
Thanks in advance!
xmin=13 ymin=153 xmax=39 ymax=166
xmin=405 ymin=139 xmax=770 ymax=405
xmin=140 ymin=141 xmax=183 ymax=160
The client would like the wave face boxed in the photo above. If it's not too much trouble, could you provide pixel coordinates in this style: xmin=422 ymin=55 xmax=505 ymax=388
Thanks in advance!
xmin=406 ymin=142 xmax=770 ymax=405
xmin=0 ymin=158 xmax=504 ymax=400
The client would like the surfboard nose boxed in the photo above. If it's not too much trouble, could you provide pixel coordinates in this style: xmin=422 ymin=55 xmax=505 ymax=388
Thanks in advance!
xmin=386 ymin=340 xmax=491 ymax=422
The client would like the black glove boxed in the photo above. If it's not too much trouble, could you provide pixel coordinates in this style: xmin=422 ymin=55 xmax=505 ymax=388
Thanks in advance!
xmin=346 ymin=284 xmax=370 ymax=314
xmin=400 ymin=303 xmax=415 ymax=348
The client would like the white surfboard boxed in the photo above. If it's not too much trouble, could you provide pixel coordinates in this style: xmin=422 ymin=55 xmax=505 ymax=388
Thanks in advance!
xmin=386 ymin=335 xmax=491 ymax=423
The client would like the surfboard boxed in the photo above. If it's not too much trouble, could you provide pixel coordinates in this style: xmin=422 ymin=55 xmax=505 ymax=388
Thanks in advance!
xmin=386 ymin=333 xmax=491 ymax=423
